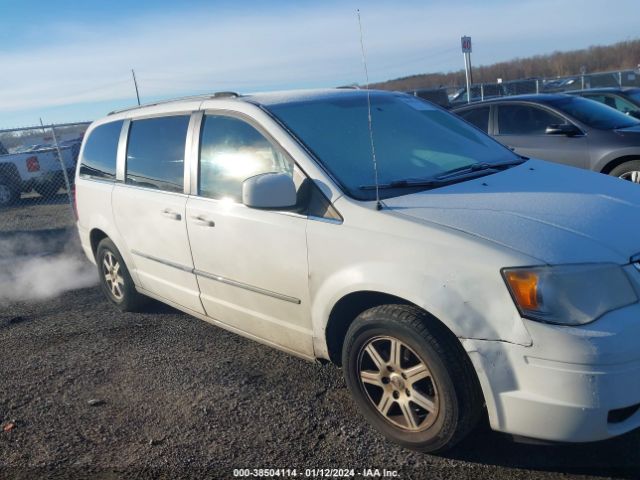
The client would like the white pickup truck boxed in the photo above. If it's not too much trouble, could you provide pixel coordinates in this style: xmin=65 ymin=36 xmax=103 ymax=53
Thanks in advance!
xmin=0 ymin=140 xmax=80 ymax=207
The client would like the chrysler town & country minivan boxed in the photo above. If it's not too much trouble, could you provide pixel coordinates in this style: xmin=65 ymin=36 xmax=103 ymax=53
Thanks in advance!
xmin=76 ymin=89 xmax=640 ymax=452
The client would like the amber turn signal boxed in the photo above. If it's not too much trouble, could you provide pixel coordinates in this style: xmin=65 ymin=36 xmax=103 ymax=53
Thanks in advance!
xmin=505 ymin=270 xmax=539 ymax=310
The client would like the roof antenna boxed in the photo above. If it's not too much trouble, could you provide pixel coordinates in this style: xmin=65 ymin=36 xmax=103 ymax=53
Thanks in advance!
xmin=357 ymin=9 xmax=382 ymax=211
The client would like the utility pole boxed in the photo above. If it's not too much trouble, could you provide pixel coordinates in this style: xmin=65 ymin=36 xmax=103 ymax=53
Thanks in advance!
xmin=131 ymin=69 xmax=141 ymax=106
xmin=461 ymin=36 xmax=473 ymax=103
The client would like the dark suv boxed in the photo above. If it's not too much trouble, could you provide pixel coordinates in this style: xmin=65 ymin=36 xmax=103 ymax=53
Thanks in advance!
xmin=453 ymin=94 xmax=640 ymax=183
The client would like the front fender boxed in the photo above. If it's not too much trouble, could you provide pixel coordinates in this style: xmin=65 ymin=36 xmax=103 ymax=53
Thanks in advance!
xmin=310 ymin=259 xmax=533 ymax=360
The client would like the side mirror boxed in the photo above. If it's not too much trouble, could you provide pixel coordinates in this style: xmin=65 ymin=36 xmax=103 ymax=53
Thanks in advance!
xmin=545 ymin=124 xmax=581 ymax=136
xmin=242 ymin=172 xmax=297 ymax=209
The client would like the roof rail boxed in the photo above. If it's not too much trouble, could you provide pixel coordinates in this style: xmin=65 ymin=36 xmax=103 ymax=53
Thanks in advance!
xmin=108 ymin=91 xmax=241 ymax=115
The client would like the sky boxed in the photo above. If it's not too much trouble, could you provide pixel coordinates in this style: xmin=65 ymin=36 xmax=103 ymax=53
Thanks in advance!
xmin=0 ymin=0 xmax=638 ymax=129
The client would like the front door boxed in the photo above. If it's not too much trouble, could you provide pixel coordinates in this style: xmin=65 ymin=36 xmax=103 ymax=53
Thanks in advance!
xmin=494 ymin=103 xmax=590 ymax=169
xmin=185 ymin=113 xmax=313 ymax=355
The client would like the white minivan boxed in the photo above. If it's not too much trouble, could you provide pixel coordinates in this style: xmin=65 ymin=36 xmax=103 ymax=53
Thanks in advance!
xmin=76 ymin=89 xmax=640 ymax=452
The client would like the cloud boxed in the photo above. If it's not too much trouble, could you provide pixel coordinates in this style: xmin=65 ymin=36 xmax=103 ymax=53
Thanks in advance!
xmin=0 ymin=0 xmax=637 ymax=118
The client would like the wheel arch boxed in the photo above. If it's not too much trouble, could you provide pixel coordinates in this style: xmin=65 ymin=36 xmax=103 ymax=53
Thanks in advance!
xmin=599 ymin=155 xmax=640 ymax=175
xmin=89 ymin=228 xmax=109 ymax=260
xmin=324 ymin=290 xmax=462 ymax=367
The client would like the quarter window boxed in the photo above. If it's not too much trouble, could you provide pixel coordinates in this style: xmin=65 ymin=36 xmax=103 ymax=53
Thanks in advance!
xmin=125 ymin=115 xmax=190 ymax=192
xmin=497 ymin=105 xmax=565 ymax=135
xmin=198 ymin=115 xmax=296 ymax=202
xmin=79 ymin=120 xmax=123 ymax=180
xmin=458 ymin=107 xmax=490 ymax=133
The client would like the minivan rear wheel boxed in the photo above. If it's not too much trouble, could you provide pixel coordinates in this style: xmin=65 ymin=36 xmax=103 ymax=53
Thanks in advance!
xmin=342 ymin=305 xmax=482 ymax=452
xmin=96 ymin=238 xmax=148 ymax=311
xmin=610 ymin=160 xmax=640 ymax=184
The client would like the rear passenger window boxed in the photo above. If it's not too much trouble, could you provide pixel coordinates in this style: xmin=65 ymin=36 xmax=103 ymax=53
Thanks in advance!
xmin=458 ymin=107 xmax=490 ymax=133
xmin=497 ymin=105 xmax=564 ymax=135
xmin=125 ymin=115 xmax=190 ymax=192
xmin=79 ymin=121 xmax=123 ymax=180
xmin=198 ymin=115 xmax=297 ymax=202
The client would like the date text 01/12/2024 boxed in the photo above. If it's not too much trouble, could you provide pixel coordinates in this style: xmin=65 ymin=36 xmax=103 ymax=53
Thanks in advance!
xmin=232 ymin=468 xmax=400 ymax=478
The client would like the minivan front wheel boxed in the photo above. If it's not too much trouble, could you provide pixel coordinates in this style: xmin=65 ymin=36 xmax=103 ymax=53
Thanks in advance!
xmin=342 ymin=305 xmax=482 ymax=452
xmin=96 ymin=238 xmax=147 ymax=311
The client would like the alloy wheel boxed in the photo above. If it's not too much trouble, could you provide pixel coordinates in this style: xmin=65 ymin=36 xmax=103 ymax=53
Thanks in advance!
xmin=620 ymin=170 xmax=640 ymax=183
xmin=357 ymin=336 xmax=439 ymax=432
xmin=102 ymin=251 xmax=124 ymax=300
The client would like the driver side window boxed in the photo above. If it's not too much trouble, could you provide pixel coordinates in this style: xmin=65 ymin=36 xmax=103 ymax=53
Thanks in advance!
xmin=497 ymin=105 xmax=565 ymax=135
xmin=198 ymin=115 xmax=301 ymax=202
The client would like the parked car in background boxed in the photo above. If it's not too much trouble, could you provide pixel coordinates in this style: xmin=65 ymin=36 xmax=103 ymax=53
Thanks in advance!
xmin=408 ymin=88 xmax=450 ymax=109
xmin=453 ymin=94 xmax=640 ymax=183
xmin=448 ymin=83 xmax=506 ymax=107
xmin=77 ymin=89 xmax=640 ymax=453
xmin=568 ymin=87 xmax=640 ymax=119
xmin=0 ymin=141 xmax=79 ymax=207
xmin=541 ymin=77 xmax=579 ymax=92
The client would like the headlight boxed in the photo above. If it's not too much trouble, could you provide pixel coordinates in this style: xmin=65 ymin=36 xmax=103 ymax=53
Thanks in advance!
xmin=502 ymin=264 xmax=638 ymax=326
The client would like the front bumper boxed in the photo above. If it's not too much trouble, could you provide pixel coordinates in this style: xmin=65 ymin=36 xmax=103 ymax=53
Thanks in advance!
xmin=465 ymin=298 xmax=640 ymax=443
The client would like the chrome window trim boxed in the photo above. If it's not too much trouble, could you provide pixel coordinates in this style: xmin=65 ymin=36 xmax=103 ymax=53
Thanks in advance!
xmin=188 ymin=110 xmax=204 ymax=195
xmin=116 ymin=119 xmax=130 ymax=182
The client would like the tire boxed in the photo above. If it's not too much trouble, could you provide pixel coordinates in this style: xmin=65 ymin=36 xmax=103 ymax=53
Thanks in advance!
xmin=342 ymin=304 xmax=483 ymax=453
xmin=96 ymin=238 xmax=148 ymax=312
xmin=610 ymin=160 xmax=640 ymax=184
xmin=0 ymin=179 xmax=19 ymax=207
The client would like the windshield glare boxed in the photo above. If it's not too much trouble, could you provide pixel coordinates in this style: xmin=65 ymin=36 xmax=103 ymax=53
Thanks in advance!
xmin=548 ymin=95 xmax=640 ymax=130
xmin=266 ymin=93 xmax=518 ymax=200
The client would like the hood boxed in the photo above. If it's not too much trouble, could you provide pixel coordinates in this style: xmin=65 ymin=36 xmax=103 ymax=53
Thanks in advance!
xmin=382 ymin=160 xmax=640 ymax=265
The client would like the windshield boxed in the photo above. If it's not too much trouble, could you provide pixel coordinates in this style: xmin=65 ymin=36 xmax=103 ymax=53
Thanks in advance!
xmin=265 ymin=92 xmax=519 ymax=200
xmin=626 ymin=90 xmax=640 ymax=105
xmin=547 ymin=95 xmax=640 ymax=130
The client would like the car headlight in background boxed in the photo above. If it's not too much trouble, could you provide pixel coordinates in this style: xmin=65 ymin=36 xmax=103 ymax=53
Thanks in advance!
xmin=502 ymin=264 xmax=638 ymax=326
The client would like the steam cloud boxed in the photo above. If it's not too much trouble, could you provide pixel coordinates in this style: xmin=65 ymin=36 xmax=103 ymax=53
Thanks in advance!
xmin=0 ymin=230 xmax=98 ymax=304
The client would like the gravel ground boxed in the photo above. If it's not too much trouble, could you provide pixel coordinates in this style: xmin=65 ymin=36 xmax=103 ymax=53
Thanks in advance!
xmin=0 ymin=231 xmax=639 ymax=479
xmin=0 ymin=192 xmax=74 ymax=233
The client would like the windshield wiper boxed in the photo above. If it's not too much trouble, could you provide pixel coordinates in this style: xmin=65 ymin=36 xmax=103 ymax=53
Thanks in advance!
xmin=436 ymin=159 xmax=525 ymax=180
xmin=359 ymin=158 xmax=526 ymax=190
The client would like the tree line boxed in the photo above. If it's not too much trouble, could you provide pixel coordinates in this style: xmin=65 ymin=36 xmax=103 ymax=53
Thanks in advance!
xmin=371 ymin=39 xmax=640 ymax=91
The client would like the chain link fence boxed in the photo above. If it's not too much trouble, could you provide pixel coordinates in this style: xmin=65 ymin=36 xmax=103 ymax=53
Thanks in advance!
xmin=0 ymin=122 xmax=90 ymax=233
xmin=409 ymin=68 xmax=640 ymax=108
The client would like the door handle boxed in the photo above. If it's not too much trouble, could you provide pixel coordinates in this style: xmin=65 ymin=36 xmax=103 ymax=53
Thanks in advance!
xmin=192 ymin=215 xmax=215 ymax=227
xmin=161 ymin=208 xmax=182 ymax=221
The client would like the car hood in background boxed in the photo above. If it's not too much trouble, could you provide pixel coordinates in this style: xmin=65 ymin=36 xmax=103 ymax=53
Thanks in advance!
xmin=383 ymin=159 xmax=640 ymax=265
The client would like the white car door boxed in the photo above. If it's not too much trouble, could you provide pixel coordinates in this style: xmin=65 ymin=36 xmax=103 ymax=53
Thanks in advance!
xmin=112 ymin=114 xmax=204 ymax=314
xmin=185 ymin=112 xmax=313 ymax=355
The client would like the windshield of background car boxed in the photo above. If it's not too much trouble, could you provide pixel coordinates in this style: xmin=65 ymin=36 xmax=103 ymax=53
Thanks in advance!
xmin=548 ymin=95 xmax=640 ymax=130
xmin=265 ymin=93 xmax=519 ymax=200
xmin=626 ymin=90 xmax=640 ymax=105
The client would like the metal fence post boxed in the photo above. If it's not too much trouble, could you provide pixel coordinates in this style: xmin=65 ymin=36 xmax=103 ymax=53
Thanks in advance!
xmin=50 ymin=124 xmax=75 ymax=218
xmin=535 ymin=79 xmax=540 ymax=94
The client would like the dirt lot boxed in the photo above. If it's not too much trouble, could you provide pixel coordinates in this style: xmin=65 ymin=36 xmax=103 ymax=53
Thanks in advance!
xmin=1 ymin=231 xmax=640 ymax=479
